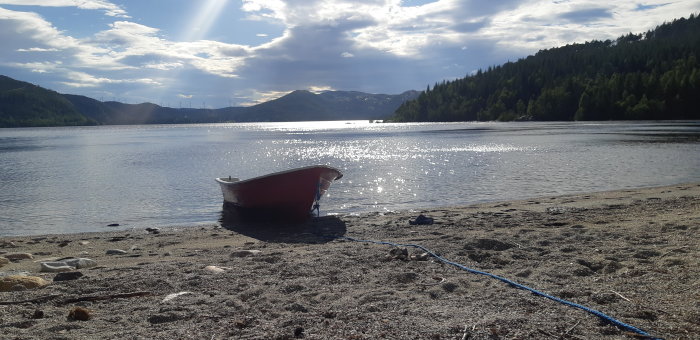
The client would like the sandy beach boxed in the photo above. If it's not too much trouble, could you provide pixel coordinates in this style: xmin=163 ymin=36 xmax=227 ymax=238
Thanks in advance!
xmin=1 ymin=183 xmax=699 ymax=339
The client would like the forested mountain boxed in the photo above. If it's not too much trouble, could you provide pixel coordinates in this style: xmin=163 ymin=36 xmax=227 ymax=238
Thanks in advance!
xmin=392 ymin=14 xmax=700 ymax=122
xmin=231 ymin=90 xmax=420 ymax=122
xmin=0 ymin=76 xmax=97 ymax=127
xmin=0 ymin=75 xmax=418 ymax=127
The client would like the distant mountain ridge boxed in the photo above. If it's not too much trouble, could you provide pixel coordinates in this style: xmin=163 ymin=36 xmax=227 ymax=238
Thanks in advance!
xmin=0 ymin=75 xmax=419 ymax=127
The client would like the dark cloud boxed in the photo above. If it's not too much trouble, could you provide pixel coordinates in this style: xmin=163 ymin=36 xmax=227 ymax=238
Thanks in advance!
xmin=635 ymin=3 xmax=671 ymax=11
xmin=450 ymin=18 xmax=489 ymax=33
xmin=558 ymin=8 xmax=613 ymax=23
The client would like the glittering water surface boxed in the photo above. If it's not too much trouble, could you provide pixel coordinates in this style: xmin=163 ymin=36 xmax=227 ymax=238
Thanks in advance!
xmin=1 ymin=121 xmax=699 ymax=235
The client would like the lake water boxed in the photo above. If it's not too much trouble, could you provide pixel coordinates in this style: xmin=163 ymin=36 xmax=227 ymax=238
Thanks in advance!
xmin=1 ymin=121 xmax=699 ymax=236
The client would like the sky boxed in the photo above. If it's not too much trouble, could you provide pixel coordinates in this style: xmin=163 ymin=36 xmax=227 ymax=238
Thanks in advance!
xmin=0 ymin=1 xmax=698 ymax=108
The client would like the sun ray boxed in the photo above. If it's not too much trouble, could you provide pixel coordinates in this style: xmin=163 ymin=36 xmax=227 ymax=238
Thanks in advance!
xmin=182 ymin=0 xmax=228 ymax=42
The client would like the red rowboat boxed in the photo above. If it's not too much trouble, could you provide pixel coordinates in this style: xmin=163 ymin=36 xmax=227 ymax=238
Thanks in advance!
xmin=216 ymin=165 xmax=343 ymax=221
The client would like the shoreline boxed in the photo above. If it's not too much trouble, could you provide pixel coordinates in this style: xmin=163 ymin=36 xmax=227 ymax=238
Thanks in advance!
xmin=1 ymin=182 xmax=699 ymax=339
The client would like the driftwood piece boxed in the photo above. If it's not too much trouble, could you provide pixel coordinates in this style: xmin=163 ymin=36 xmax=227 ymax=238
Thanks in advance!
xmin=0 ymin=291 xmax=154 ymax=306
xmin=60 ymin=291 xmax=154 ymax=305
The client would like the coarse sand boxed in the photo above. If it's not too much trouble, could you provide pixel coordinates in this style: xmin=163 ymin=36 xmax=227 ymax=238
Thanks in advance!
xmin=1 ymin=183 xmax=699 ymax=339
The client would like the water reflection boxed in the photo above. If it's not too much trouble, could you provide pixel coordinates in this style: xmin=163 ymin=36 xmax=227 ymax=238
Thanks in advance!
xmin=2 ymin=121 xmax=700 ymax=236
xmin=218 ymin=204 xmax=346 ymax=244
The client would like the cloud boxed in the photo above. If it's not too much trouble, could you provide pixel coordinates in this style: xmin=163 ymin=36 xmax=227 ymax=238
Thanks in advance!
xmin=0 ymin=0 xmax=696 ymax=108
xmin=17 ymin=47 xmax=58 ymax=52
xmin=235 ymin=89 xmax=291 ymax=106
xmin=9 ymin=61 xmax=61 ymax=73
xmin=558 ymin=7 xmax=613 ymax=23
xmin=308 ymin=85 xmax=334 ymax=93
xmin=60 ymin=71 xmax=159 ymax=88
xmin=0 ymin=7 xmax=79 ymax=51
xmin=635 ymin=3 xmax=672 ymax=11
xmin=0 ymin=0 xmax=128 ymax=17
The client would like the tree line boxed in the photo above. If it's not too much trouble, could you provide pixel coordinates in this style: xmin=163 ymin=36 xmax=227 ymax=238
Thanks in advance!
xmin=392 ymin=14 xmax=700 ymax=122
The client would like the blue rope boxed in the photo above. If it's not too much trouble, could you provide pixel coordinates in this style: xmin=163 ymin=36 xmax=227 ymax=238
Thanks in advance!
xmin=339 ymin=236 xmax=661 ymax=339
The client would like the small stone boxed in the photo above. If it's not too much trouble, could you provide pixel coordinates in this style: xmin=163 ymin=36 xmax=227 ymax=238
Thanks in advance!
xmin=31 ymin=309 xmax=45 ymax=319
xmin=106 ymin=249 xmax=127 ymax=255
xmin=294 ymin=327 xmax=304 ymax=338
xmin=387 ymin=247 xmax=409 ymax=261
xmin=230 ymin=250 xmax=262 ymax=258
xmin=145 ymin=227 xmax=160 ymax=234
xmin=0 ymin=256 xmax=9 ymax=267
xmin=204 ymin=265 xmax=226 ymax=274
xmin=410 ymin=252 xmax=431 ymax=261
xmin=68 ymin=306 xmax=92 ymax=321
xmin=5 ymin=253 xmax=34 ymax=261
xmin=161 ymin=291 xmax=192 ymax=303
xmin=78 ymin=241 xmax=90 ymax=245
xmin=54 ymin=271 xmax=84 ymax=281
xmin=40 ymin=262 xmax=74 ymax=272
xmin=0 ymin=275 xmax=50 ymax=292
xmin=63 ymin=258 xmax=97 ymax=269
xmin=147 ymin=311 xmax=191 ymax=324
xmin=591 ymin=292 xmax=620 ymax=305
xmin=409 ymin=214 xmax=434 ymax=225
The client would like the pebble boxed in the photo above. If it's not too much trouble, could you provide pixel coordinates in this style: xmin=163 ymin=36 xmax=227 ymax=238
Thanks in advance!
xmin=147 ymin=311 xmax=191 ymax=324
xmin=410 ymin=252 xmax=431 ymax=261
xmin=145 ymin=227 xmax=160 ymax=234
xmin=204 ymin=265 xmax=226 ymax=274
xmin=409 ymin=214 xmax=434 ymax=225
xmin=230 ymin=250 xmax=262 ymax=258
xmin=32 ymin=309 xmax=45 ymax=319
xmin=40 ymin=262 xmax=74 ymax=273
xmin=162 ymin=291 xmax=192 ymax=303
xmin=54 ymin=271 xmax=84 ymax=281
xmin=106 ymin=249 xmax=128 ymax=255
xmin=68 ymin=306 xmax=92 ymax=321
xmin=40 ymin=258 xmax=97 ymax=272
xmin=0 ymin=257 xmax=9 ymax=267
xmin=4 ymin=253 xmax=34 ymax=261
xmin=386 ymin=247 xmax=409 ymax=261
xmin=0 ymin=275 xmax=50 ymax=292
xmin=64 ymin=258 xmax=97 ymax=269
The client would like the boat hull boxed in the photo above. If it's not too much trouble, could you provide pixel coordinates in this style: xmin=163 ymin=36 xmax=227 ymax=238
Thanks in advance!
xmin=216 ymin=165 xmax=343 ymax=221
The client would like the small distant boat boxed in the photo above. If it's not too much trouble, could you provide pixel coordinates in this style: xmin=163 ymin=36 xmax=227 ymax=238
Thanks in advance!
xmin=216 ymin=165 xmax=343 ymax=221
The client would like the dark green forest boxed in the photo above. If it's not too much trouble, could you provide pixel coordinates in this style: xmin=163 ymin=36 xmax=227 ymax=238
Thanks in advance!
xmin=392 ymin=14 xmax=700 ymax=122
xmin=0 ymin=76 xmax=97 ymax=127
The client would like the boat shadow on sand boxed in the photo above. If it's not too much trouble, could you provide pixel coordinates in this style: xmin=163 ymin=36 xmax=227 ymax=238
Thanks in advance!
xmin=218 ymin=204 xmax=346 ymax=244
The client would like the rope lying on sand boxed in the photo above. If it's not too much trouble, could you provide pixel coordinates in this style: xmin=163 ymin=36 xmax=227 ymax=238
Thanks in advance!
xmin=339 ymin=236 xmax=660 ymax=340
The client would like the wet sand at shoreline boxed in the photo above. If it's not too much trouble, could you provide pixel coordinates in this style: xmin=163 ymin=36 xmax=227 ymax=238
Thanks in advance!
xmin=1 ymin=183 xmax=699 ymax=339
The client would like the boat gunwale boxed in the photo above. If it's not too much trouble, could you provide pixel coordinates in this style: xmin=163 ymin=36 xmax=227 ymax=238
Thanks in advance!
xmin=216 ymin=165 xmax=343 ymax=185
